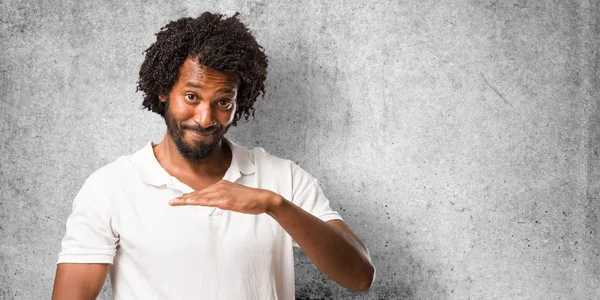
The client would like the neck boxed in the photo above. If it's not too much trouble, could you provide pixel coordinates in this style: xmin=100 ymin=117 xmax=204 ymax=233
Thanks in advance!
xmin=153 ymin=133 xmax=231 ymax=177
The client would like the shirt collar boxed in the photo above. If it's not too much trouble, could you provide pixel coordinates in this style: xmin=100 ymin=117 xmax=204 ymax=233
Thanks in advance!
xmin=128 ymin=138 xmax=256 ymax=187
xmin=225 ymin=138 xmax=256 ymax=176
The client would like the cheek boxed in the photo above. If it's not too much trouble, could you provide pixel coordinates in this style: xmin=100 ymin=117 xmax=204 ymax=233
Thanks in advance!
xmin=169 ymin=99 xmax=195 ymax=118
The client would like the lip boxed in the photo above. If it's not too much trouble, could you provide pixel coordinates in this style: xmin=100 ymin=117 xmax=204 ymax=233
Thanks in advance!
xmin=187 ymin=130 xmax=215 ymax=141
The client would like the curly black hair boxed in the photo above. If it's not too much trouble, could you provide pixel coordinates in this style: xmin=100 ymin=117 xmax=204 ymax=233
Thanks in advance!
xmin=137 ymin=12 xmax=268 ymax=126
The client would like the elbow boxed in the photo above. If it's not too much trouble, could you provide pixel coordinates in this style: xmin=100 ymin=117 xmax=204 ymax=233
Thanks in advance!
xmin=348 ymin=263 xmax=376 ymax=292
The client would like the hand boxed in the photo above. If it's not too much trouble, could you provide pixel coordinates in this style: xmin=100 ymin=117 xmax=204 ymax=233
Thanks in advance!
xmin=168 ymin=180 xmax=282 ymax=215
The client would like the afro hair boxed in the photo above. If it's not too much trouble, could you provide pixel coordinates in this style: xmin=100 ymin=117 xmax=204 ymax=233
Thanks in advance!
xmin=137 ymin=12 xmax=268 ymax=126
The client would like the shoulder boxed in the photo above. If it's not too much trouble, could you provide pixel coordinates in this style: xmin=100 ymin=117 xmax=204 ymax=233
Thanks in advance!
xmin=247 ymin=146 xmax=313 ymax=180
xmin=84 ymin=141 xmax=158 ymax=187
xmin=83 ymin=155 xmax=138 ymax=190
xmin=69 ymin=156 xmax=135 ymax=210
xmin=82 ymin=142 xmax=154 ymax=191
xmin=250 ymin=146 xmax=292 ymax=166
xmin=247 ymin=146 xmax=306 ymax=175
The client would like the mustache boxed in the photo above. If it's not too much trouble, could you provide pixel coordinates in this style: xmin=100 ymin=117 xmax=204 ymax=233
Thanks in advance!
xmin=181 ymin=124 xmax=222 ymax=134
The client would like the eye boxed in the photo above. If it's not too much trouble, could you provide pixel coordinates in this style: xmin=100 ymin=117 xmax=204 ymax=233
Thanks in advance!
xmin=185 ymin=94 xmax=198 ymax=102
xmin=217 ymin=99 xmax=233 ymax=109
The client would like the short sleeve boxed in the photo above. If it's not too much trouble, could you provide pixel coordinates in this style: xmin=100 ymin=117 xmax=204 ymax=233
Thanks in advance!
xmin=290 ymin=163 xmax=343 ymax=247
xmin=57 ymin=174 xmax=119 ymax=264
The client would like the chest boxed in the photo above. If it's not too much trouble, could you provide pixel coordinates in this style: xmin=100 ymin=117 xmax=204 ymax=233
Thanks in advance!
xmin=115 ymin=191 xmax=283 ymax=259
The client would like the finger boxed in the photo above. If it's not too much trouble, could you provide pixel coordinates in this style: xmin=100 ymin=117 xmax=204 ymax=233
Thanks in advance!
xmin=169 ymin=195 xmax=210 ymax=206
xmin=169 ymin=191 xmax=221 ymax=206
xmin=169 ymin=197 xmax=208 ymax=206
xmin=182 ymin=182 xmax=226 ymax=197
xmin=173 ymin=185 xmax=220 ymax=203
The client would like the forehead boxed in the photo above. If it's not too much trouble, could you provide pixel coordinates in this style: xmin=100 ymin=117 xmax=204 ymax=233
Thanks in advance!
xmin=177 ymin=58 xmax=239 ymax=88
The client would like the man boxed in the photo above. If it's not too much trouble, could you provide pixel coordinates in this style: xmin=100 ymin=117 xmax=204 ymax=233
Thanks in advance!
xmin=52 ymin=12 xmax=374 ymax=300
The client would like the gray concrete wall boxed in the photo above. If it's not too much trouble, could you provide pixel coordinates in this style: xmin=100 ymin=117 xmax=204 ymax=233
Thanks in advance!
xmin=1 ymin=0 xmax=598 ymax=299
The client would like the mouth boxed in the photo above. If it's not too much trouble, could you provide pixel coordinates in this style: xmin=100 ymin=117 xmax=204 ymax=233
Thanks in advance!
xmin=187 ymin=129 xmax=216 ymax=141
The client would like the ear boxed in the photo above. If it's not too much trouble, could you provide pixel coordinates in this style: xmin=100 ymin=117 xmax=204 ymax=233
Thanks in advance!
xmin=158 ymin=95 xmax=166 ymax=102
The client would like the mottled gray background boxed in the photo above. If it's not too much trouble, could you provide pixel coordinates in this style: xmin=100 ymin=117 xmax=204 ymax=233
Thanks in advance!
xmin=1 ymin=0 xmax=599 ymax=299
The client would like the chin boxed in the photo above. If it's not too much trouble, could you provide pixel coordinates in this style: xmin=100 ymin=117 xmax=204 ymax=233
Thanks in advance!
xmin=175 ymin=134 xmax=223 ymax=163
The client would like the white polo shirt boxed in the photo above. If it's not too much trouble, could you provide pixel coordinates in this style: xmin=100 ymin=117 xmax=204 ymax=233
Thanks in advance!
xmin=58 ymin=139 xmax=342 ymax=300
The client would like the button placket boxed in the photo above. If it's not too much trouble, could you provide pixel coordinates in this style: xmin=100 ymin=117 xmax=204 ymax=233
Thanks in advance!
xmin=167 ymin=176 xmax=215 ymax=216
xmin=207 ymin=168 xmax=242 ymax=217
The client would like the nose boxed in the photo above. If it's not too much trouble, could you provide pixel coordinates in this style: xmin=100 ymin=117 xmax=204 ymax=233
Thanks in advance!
xmin=193 ymin=102 xmax=216 ymax=128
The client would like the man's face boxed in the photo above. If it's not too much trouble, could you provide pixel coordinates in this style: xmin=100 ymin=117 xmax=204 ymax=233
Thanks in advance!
xmin=160 ymin=58 xmax=239 ymax=162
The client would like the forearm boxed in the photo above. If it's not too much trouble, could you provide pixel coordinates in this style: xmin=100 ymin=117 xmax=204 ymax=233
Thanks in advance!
xmin=266 ymin=195 xmax=375 ymax=292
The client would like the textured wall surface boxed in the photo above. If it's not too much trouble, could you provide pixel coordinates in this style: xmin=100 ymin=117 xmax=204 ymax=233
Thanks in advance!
xmin=1 ymin=0 xmax=598 ymax=299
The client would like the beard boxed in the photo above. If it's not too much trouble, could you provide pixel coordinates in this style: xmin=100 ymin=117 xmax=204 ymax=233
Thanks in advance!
xmin=163 ymin=97 xmax=226 ymax=163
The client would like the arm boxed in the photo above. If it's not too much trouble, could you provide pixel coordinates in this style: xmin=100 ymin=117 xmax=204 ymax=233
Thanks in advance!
xmin=266 ymin=196 xmax=375 ymax=292
xmin=170 ymin=181 xmax=375 ymax=292
xmin=54 ymin=173 xmax=118 ymax=299
xmin=52 ymin=263 xmax=109 ymax=300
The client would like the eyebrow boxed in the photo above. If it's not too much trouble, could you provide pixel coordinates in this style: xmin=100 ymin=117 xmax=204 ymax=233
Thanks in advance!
xmin=184 ymin=82 xmax=236 ymax=94
xmin=184 ymin=82 xmax=204 ymax=89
